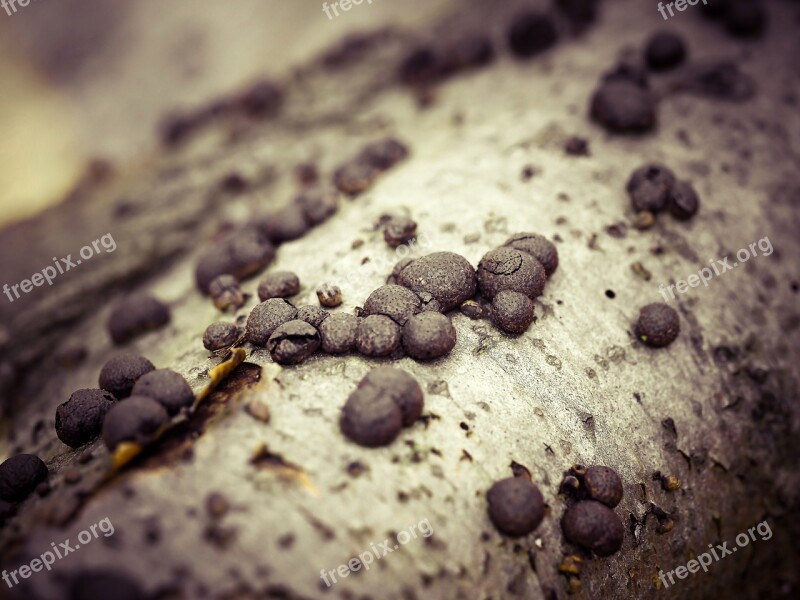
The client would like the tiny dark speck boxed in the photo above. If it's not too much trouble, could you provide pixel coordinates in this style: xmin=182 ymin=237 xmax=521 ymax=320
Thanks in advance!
xmin=605 ymin=290 xmax=615 ymax=299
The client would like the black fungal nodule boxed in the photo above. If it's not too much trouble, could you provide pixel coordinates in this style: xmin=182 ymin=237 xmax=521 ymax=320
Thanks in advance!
xmin=626 ymin=164 xmax=676 ymax=213
xmin=395 ymin=252 xmax=476 ymax=312
xmin=102 ymin=396 xmax=170 ymax=452
xmin=355 ymin=315 xmax=401 ymax=357
xmin=340 ymin=390 xmax=403 ymax=448
xmin=99 ymin=354 xmax=156 ymax=399
xmin=635 ymin=303 xmax=680 ymax=348
xmin=56 ymin=389 xmax=117 ymax=448
xmin=203 ymin=322 xmax=240 ymax=351
xmin=590 ymin=79 xmax=657 ymax=134
xmin=644 ymin=32 xmax=687 ymax=72
xmin=267 ymin=320 xmax=321 ymax=365
xmin=258 ymin=271 xmax=300 ymax=301
xmin=491 ymin=290 xmax=536 ymax=335
xmin=583 ymin=465 xmax=624 ymax=508
xmin=131 ymin=369 xmax=194 ymax=415
xmin=319 ymin=313 xmax=359 ymax=354
xmin=504 ymin=233 xmax=559 ymax=277
xmin=107 ymin=294 xmax=170 ymax=345
xmin=477 ymin=247 xmax=546 ymax=300
xmin=507 ymin=12 xmax=558 ymax=59
xmin=246 ymin=299 xmax=298 ymax=346
xmin=195 ymin=228 xmax=275 ymax=293
xmin=401 ymin=312 xmax=456 ymax=360
xmin=0 ymin=454 xmax=49 ymax=503
xmin=356 ymin=367 xmax=424 ymax=427
xmin=486 ymin=477 xmax=545 ymax=537
xmin=561 ymin=500 xmax=624 ymax=556
xmin=363 ymin=284 xmax=422 ymax=326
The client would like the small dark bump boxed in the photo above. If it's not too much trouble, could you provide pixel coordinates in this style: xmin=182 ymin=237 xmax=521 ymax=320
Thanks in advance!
xmin=635 ymin=303 xmax=680 ymax=348
xmin=504 ymin=232 xmax=559 ymax=276
xmin=297 ymin=305 xmax=330 ymax=328
xmin=561 ymin=500 xmax=624 ymax=556
xmin=356 ymin=315 xmax=401 ymax=357
xmin=258 ymin=271 xmax=300 ymax=301
xmin=99 ymin=354 xmax=156 ymax=399
xmin=317 ymin=283 xmax=343 ymax=308
xmin=645 ymin=32 xmax=687 ymax=72
xmin=402 ymin=312 xmax=457 ymax=360
xmin=102 ymin=396 xmax=169 ymax=452
xmin=491 ymin=291 xmax=536 ymax=335
xmin=0 ymin=454 xmax=49 ymax=503
xmin=131 ymin=369 xmax=194 ymax=416
xmin=477 ymin=247 xmax=546 ymax=300
xmin=320 ymin=313 xmax=359 ymax=354
xmin=363 ymin=285 xmax=422 ymax=325
xmin=56 ymin=389 xmax=117 ymax=448
xmin=487 ymin=477 xmax=545 ymax=537
xmin=507 ymin=12 xmax=558 ymax=59
xmin=203 ymin=322 xmax=240 ymax=351
xmin=267 ymin=320 xmax=321 ymax=365
xmin=246 ymin=299 xmax=298 ymax=346
xmin=107 ymin=294 xmax=170 ymax=345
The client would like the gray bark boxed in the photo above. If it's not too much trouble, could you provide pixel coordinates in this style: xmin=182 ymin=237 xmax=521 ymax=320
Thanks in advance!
xmin=1 ymin=1 xmax=799 ymax=599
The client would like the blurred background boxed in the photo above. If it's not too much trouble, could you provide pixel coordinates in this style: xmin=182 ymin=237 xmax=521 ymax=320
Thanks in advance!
xmin=0 ymin=0 xmax=444 ymax=226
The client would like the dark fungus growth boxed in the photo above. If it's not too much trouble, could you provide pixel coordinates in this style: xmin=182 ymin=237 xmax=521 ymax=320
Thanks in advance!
xmin=258 ymin=271 xmax=300 ymax=301
xmin=102 ymin=396 xmax=169 ymax=452
xmin=668 ymin=180 xmax=700 ymax=220
xmin=357 ymin=367 xmax=424 ymax=427
xmin=636 ymin=303 xmax=680 ymax=348
xmin=725 ymin=0 xmax=767 ymax=37
xmin=583 ymin=465 xmax=624 ymax=507
xmin=445 ymin=33 xmax=495 ymax=71
xmin=131 ymin=369 xmax=194 ymax=416
xmin=590 ymin=79 xmax=657 ymax=134
xmin=340 ymin=390 xmax=403 ymax=448
xmin=555 ymin=0 xmax=599 ymax=29
xmin=504 ymin=232 xmax=559 ymax=276
xmin=259 ymin=203 xmax=309 ymax=244
xmin=356 ymin=315 xmax=401 ymax=357
xmin=507 ymin=12 xmax=558 ymax=59
xmin=69 ymin=569 xmax=145 ymax=600
xmin=626 ymin=164 xmax=676 ymax=213
xmin=319 ymin=313 xmax=359 ymax=354
xmin=561 ymin=500 xmax=624 ymax=556
xmin=645 ymin=32 xmax=687 ymax=72
xmin=402 ymin=312 xmax=457 ymax=360
xmin=383 ymin=216 xmax=418 ymax=248
xmin=363 ymin=284 xmax=422 ymax=325
xmin=238 ymin=80 xmax=283 ymax=118
xmin=195 ymin=228 xmax=275 ymax=293
xmin=395 ymin=251 xmax=477 ymax=312
xmin=99 ymin=354 xmax=156 ymax=399
xmin=564 ymin=136 xmax=590 ymax=157
xmin=0 ymin=454 xmax=49 ymax=503
xmin=317 ymin=284 xmax=343 ymax=308
xmin=297 ymin=189 xmax=339 ymax=226
xmin=296 ymin=305 xmax=330 ymax=329
xmin=56 ymin=389 xmax=117 ymax=448
xmin=203 ymin=322 xmax=241 ymax=351
xmin=267 ymin=320 xmax=321 ymax=365
xmin=459 ymin=299 xmax=484 ymax=320
xmin=246 ymin=299 xmax=298 ymax=346
xmin=399 ymin=46 xmax=444 ymax=86
xmin=477 ymin=247 xmax=546 ymax=300
xmin=334 ymin=138 xmax=408 ymax=195
xmin=209 ymin=274 xmax=245 ymax=311
xmin=492 ymin=290 xmax=536 ymax=334
xmin=486 ymin=477 xmax=545 ymax=537
xmin=107 ymin=293 xmax=170 ymax=345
